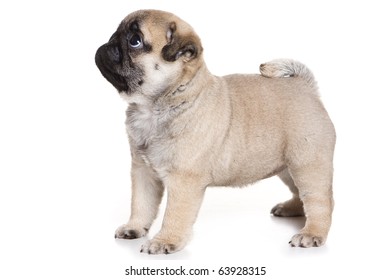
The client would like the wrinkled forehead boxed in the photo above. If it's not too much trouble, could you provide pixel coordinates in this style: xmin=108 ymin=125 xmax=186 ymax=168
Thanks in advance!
xmin=118 ymin=10 xmax=195 ymax=47
xmin=117 ymin=10 xmax=177 ymax=47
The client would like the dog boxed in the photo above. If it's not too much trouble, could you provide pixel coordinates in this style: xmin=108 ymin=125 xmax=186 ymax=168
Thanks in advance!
xmin=95 ymin=9 xmax=336 ymax=254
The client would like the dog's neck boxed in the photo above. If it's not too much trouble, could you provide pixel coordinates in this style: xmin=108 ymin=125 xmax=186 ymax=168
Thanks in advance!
xmin=124 ymin=63 xmax=212 ymax=154
xmin=166 ymin=62 xmax=210 ymax=96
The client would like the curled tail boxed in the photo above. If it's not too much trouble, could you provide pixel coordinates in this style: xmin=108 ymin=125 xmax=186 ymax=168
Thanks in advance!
xmin=260 ymin=59 xmax=317 ymax=88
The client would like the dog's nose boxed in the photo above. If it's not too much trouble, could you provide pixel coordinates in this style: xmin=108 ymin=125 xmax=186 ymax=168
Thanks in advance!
xmin=109 ymin=45 xmax=122 ymax=63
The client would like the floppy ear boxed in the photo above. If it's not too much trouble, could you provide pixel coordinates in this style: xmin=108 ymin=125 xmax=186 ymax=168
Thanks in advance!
xmin=162 ymin=22 xmax=202 ymax=62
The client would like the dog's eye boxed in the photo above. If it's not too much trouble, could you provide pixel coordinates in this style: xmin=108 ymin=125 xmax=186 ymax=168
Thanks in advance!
xmin=128 ymin=34 xmax=143 ymax=48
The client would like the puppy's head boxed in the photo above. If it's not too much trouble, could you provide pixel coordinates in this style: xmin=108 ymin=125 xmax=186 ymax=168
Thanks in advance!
xmin=95 ymin=10 xmax=203 ymax=98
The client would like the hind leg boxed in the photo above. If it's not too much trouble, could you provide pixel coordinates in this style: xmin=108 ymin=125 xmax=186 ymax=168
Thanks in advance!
xmin=271 ymin=168 xmax=304 ymax=217
xmin=288 ymin=162 xmax=334 ymax=247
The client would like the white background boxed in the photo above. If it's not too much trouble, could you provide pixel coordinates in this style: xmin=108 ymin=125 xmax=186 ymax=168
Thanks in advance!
xmin=1 ymin=0 xmax=389 ymax=279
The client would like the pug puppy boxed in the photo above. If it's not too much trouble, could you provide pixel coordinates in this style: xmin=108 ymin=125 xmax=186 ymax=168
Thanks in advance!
xmin=95 ymin=9 xmax=336 ymax=254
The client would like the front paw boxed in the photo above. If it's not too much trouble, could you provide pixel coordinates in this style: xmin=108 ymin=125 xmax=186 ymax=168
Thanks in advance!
xmin=115 ymin=224 xmax=148 ymax=239
xmin=140 ymin=238 xmax=183 ymax=254
xmin=289 ymin=233 xmax=325 ymax=248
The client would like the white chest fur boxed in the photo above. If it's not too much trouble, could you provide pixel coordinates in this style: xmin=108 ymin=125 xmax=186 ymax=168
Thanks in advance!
xmin=125 ymin=96 xmax=161 ymax=151
xmin=123 ymin=93 xmax=182 ymax=172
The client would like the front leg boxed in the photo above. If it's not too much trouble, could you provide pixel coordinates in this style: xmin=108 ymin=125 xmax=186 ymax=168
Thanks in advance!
xmin=141 ymin=172 xmax=206 ymax=254
xmin=115 ymin=160 xmax=164 ymax=239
